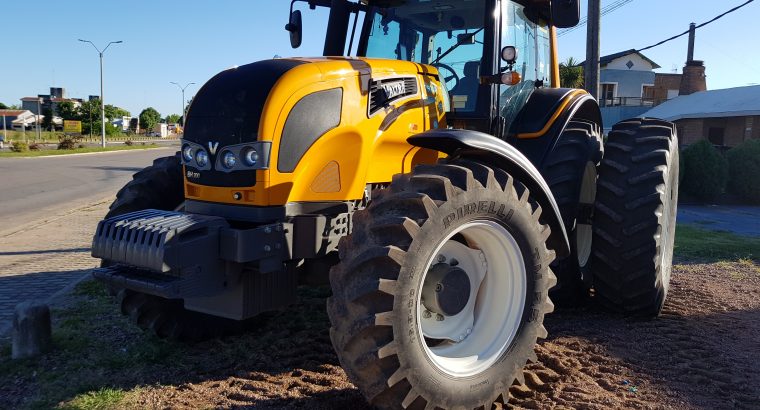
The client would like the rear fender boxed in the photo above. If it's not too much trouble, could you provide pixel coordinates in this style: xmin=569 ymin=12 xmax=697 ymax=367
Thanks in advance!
xmin=508 ymin=88 xmax=602 ymax=168
xmin=408 ymin=129 xmax=570 ymax=258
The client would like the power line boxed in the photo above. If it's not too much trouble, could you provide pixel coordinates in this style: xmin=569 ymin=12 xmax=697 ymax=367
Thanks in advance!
xmin=636 ymin=0 xmax=755 ymax=52
xmin=558 ymin=0 xmax=633 ymax=37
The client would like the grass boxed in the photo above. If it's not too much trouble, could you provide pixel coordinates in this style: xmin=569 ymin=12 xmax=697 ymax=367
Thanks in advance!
xmin=674 ymin=224 xmax=760 ymax=262
xmin=0 ymin=143 xmax=161 ymax=158
xmin=2 ymin=130 xmax=177 ymax=143
xmin=0 ymin=279 xmax=334 ymax=409
xmin=0 ymin=280 xmax=181 ymax=409
xmin=58 ymin=388 xmax=130 ymax=410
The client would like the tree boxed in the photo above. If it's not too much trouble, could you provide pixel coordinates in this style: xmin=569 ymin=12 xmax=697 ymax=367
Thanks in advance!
xmin=0 ymin=102 xmax=8 ymax=109
xmin=42 ymin=107 xmax=54 ymax=131
xmin=104 ymin=104 xmax=130 ymax=121
xmin=77 ymin=99 xmax=100 ymax=136
xmin=165 ymin=114 xmax=181 ymax=124
xmin=559 ymin=57 xmax=584 ymax=89
xmin=57 ymin=101 xmax=79 ymax=120
xmin=139 ymin=107 xmax=161 ymax=132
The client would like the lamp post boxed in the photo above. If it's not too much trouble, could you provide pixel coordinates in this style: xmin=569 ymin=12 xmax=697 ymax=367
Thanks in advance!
xmin=170 ymin=81 xmax=195 ymax=129
xmin=79 ymin=39 xmax=123 ymax=148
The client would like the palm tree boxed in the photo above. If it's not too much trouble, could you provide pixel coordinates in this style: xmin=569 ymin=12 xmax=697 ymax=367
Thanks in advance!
xmin=559 ymin=57 xmax=584 ymax=89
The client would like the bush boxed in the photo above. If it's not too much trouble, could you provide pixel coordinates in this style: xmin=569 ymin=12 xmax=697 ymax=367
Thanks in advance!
xmin=28 ymin=143 xmax=42 ymax=151
xmin=681 ymin=140 xmax=728 ymax=202
xmin=11 ymin=141 xmax=28 ymax=152
xmin=726 ymin=139 xmax=760 ymax=204
xmin=58 ymin=134 xmax=83 ymax=150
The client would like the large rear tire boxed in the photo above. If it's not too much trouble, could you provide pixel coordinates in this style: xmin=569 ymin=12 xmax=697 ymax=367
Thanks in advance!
xmin=543 ymin=120 xmax=603 ymax=306
xmin=102 ymin=154 xmax=242 ymax=341
xmin=590 ymin=118 xmax=679 ymax=317
xmin=328 ymin=159 xmax=556 ymax=409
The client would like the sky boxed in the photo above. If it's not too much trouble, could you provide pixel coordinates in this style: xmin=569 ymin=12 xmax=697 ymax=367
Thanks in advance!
xmin=1 ymin=0 xmax=758 ymax=118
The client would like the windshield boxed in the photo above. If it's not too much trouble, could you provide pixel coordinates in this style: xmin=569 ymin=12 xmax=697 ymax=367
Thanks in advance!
xmin=362 ymin=2 xmax=487 ymax=113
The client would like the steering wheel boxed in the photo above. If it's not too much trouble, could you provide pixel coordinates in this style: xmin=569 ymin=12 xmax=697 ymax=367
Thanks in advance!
xmin=433 ymin=63 xmax=460 ymax=91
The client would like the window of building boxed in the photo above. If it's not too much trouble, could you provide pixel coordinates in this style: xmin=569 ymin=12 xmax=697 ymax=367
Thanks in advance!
xmin=600 ymin=83 xmax=616 ymax=106
xmin=708 ymin=127 xmax=725 ymax=146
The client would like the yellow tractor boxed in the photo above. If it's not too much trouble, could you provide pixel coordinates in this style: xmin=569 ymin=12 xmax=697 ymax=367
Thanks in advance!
xmin=92 ymin=0 xmax=679 ymax=408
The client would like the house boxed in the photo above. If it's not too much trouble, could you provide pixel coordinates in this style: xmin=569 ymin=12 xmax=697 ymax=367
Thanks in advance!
xmin=0 ymin=109 xmax=37 ymax=131
xmin=642 ymin=85 xmax=760 ymax=148
xmin=1 ymin=110 xmax=28 ymax=130
xmin=583 ymin=49 xmax=709 ymax=133
xmin=21 ymin=87 xmax=82 ymax=116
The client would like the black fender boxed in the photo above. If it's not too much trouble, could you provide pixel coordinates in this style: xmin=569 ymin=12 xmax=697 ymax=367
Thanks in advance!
xmin=508 ymin=88 xmax=602 ymax=168
xmin=408 ymin=129 xmax=570 ymax=258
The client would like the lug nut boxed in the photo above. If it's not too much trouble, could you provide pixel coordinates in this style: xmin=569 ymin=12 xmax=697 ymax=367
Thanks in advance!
xmin=264 ymin=226 xmax=272 ymax=234
xmin=436 ymin=314 xmax=444 ymax=321
xmin=435 ymin=283 xmax=443 ymax=292
xmin=437 ymin=254 xmax=446 ymax=263
xmin=423 ymin=310 xmax=432 ymax=319
xmin=263 ymin=245 xmax=272 ymax=252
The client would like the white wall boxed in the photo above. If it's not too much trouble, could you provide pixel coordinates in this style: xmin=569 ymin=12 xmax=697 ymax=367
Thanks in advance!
xmin=605 ymin=53 xmax=656 ymax=72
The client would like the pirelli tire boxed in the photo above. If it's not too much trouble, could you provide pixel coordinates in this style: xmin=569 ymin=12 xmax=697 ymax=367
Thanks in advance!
xmin=327 ymin=159 xmax=557 ymax=410
xmin=590 ymin=118 xmax=679 ymax=317
xmin=543 ymin=120 xmax=603 ymax=306
xmin=102 ymin=154 xmax=242 ymax=341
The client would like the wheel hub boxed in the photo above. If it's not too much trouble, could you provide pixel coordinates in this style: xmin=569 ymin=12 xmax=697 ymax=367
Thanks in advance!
xmin=422 ymin=263 xmax=471 ymax=316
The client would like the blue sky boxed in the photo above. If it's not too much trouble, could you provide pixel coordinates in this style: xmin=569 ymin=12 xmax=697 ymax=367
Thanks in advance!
xmin=1 ymin=0 xmax=757 ymax=117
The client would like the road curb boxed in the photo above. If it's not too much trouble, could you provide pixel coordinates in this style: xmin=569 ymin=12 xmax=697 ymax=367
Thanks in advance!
xmin=1 ymin=146 xmax=174 ymax=160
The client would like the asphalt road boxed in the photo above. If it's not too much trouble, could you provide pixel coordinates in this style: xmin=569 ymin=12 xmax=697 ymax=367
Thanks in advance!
xmin=0 ymin=147 xmax=177 ymax=235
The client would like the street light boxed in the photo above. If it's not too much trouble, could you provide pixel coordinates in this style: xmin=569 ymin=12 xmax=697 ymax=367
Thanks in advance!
xmin=79 ymin=39 xmax=123 ymax=148
xmin=170 ymin=81 xmax=195 ymax=129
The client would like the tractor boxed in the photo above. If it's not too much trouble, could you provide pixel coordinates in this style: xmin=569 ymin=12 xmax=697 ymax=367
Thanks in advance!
xmin=91 ymin=0 xmax=679 ymax=408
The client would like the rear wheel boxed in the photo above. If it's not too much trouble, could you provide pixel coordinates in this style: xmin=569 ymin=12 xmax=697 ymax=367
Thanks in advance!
xmin=328 ymin=159 xmax=556 ymax=409
xmin=102 ymin=154 xmax=242 ymax=341
xmin=590 ymin=118 xmax=679 ymax=316
xmin=543 ymin=121 xmax=603 ymax=306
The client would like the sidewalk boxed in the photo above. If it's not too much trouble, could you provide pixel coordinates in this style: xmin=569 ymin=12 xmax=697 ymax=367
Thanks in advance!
xmin=0 ymin=200 xmax=109 ymax=336
xmin=677 ymin=205 xmax=760 ymax=237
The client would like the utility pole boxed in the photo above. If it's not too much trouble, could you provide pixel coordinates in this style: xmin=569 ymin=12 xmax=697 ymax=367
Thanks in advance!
xmin=36 ymin=98 xmax=41 ymax=142
xmin=2 ymin=115 xmax=6 ymax=148
xmin=79 ymin=39 xmax=123 ymax=148
xmin=170 ymin=82 xmax=195 ymax=129
xmin=584 ymin=0 xmax=601 ymax=100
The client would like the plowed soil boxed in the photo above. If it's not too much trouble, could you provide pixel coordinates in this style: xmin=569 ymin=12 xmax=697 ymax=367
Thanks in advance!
xmin=128 ymin=260 xmax=760 ymax=410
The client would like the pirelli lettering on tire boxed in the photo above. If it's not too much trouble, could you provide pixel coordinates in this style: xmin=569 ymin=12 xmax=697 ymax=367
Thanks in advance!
xmin=443 ymin=200 xmax=513 ymax=228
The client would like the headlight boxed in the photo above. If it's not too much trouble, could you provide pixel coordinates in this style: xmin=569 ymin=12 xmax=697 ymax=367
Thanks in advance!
xmin=196 ymin=150 xmax=209 ymax=167
xmin=242 ymin=148 xmax=258 ymax=167
xmin=182 ymin=145 xmax=194 ymax=162
xmin=222 ymin=151 xmax=237 ymax=169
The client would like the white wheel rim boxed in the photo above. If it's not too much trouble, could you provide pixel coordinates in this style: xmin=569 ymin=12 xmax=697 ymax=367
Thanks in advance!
xmin=576 ymin=162 xmax=596 ymax=268
xmin=660 ymin=152 xmax=679 ymax=292
xmin=417 ymin=220 xmax=526 ymax=377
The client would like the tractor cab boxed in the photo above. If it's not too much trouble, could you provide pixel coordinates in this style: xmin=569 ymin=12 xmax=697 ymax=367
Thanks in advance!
xmin=289 ymin=0 xmax=579 ymax=136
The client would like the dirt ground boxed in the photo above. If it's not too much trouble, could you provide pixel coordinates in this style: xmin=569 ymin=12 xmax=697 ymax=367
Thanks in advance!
xmin=2 ymin=259 xmax=759 ymax=409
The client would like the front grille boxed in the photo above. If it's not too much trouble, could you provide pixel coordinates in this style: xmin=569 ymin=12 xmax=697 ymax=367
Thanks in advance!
xmin=369 ymin=77 xmax=418 ymax=115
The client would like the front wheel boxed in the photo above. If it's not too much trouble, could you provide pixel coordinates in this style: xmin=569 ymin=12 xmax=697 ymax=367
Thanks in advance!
xmin=328 ymin=159 xmax=556 ymax=409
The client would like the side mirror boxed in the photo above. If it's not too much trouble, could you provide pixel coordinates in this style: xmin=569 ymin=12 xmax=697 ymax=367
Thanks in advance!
xmin=551 ymin=0 xmax=580 ymax=29
xmin=501 ymin=46 xmax=518 ymax=64
xmin=285 ymin=10 xmax=302 ymax=49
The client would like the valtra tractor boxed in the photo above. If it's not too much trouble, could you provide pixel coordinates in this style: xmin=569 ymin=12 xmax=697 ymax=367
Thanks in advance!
xmin=91 ymin=0 xmax=679 ymax=408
